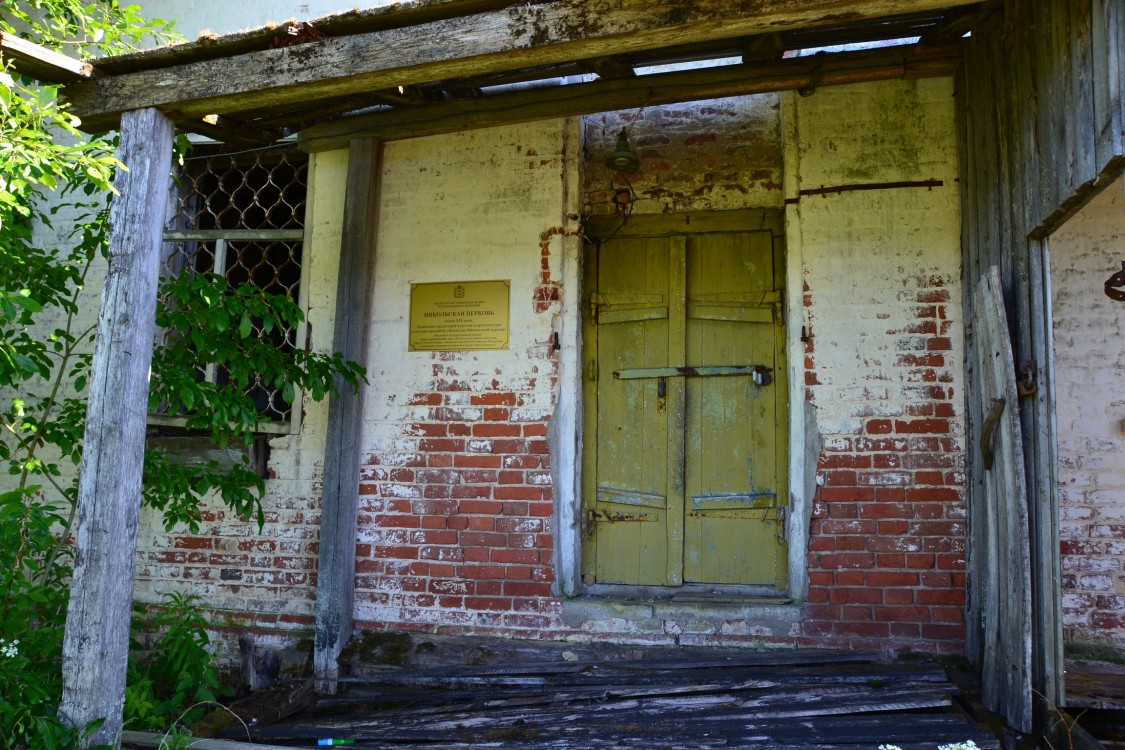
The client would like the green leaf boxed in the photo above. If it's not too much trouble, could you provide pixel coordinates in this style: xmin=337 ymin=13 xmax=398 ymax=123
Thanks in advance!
xmin=239 ymin=312 xmax=252 ymax=338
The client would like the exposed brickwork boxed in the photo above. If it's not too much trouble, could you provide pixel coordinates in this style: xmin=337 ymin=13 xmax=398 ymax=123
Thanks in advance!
xmin=794 ymin=78 xmax=966 ymax=652
xmin=133 ymin=455 xmax=322 ymax=615
xmin=1052 ymin=178 xmax=1125 ymax=649
xmin=800 ymin=266 xmax=966 ymax=652
xmin=116 ymin=85 xmax=977 ymax=663
xmin=584 ymin=97 xmax=784 ymax=215
xmin=353 ymin=357 xmax=566 ymax=634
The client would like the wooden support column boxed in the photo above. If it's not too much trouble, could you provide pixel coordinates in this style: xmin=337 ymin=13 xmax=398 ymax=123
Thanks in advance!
xmin=313 ymin=138 xmax=381 ymax=693
xmin=59 ymin=107 xmax=174 ymax=748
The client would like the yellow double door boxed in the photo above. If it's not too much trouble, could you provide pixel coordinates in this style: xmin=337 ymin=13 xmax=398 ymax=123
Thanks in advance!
xmin=582 ymin=213 xmax=787 ymax=589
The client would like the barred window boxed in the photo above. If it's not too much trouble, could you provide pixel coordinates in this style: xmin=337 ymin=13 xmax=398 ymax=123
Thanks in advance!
xmin=151 ymin=143 xmax=310 ymax=434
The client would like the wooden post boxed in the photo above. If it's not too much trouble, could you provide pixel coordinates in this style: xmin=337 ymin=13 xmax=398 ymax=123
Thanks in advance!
xmin=313 ymin=138 xmax=381 ymax=693
xmin=59 ymin=107 xmax=174 ymax=747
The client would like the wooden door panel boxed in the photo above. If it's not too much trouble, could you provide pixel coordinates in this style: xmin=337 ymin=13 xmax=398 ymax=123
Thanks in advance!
xmin=591 ymin=236 xmax=676 ymax=585
xmin=584 ymin=217 xmax=785 ymax=589
xmin=683 ymin=231 xmax=785 ymax=586
xmin=970 ymin=266 xmax=1032 ymax=732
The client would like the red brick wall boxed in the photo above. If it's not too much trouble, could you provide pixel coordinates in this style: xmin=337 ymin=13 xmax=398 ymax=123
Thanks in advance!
xmin=799 ymin=274 xmax=966 ymax=652
xmin=353 ymin=360 xmax=567 ymax=635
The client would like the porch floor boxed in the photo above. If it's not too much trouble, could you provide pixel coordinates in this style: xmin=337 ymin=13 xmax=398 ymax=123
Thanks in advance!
xmin=1066 ymin=659 xmax=1125 ymax=748
xmin=205 ymin=637 xmax=1006 ymax=749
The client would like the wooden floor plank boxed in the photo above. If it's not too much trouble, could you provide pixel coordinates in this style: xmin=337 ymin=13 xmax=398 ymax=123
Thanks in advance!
xmin=217 ymin=647 xmax=1000 ymax=749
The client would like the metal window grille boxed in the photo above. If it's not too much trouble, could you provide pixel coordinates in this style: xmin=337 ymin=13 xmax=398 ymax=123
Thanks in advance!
xmin=151 ymin=144 xmax=309 ymax=434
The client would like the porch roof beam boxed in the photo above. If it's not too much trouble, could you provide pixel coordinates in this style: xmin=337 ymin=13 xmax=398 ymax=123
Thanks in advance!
xmin=62 ymin=0 xmax=979 ymax=133
xmin=298 ymin=41 xmax=962 ymax=152
xmin=1 ymin=31 xmax=92 ymax=83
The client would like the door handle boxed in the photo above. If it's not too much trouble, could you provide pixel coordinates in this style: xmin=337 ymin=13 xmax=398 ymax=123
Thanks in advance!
xmin=614 ymin=365 xmax=773 ymax=383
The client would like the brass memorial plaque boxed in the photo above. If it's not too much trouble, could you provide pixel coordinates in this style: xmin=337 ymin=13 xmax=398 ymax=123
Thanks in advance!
xmin=409 ymin=280 xmax=510 ymax=351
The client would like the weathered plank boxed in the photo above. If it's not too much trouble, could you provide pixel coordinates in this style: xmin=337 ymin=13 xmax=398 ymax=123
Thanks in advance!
xmin=1028 ymin=235 xmax=1064 ymax=715
xmin=239 ymin=655 xmax=998 ymax=749
xmin=121 ymin=731 xmax=295 ymax=750
xmin=958 ymin=0 xmax=1125 ymax=733
xmin=1036 ymin=0 xmax=1062 ymax=226
xmin=58 ymin=108 xmax=175 ymax=747
xmin=313 ymin=138 xmax=382 ymax=694
xmin=0 ymin=30 xmax=92 ymax=82
xmin=61 ymin=0 xmax=980 ymax=132
xmin=1092 ymin=0 xmax=1124 ymax=168
xmin=1072 ymin=0 xmax=1098 ymax=189
xmin=971 ymin=266 xmax=1033 ymax=735
xmin=299 ymin=42 xmax=961 ymax=151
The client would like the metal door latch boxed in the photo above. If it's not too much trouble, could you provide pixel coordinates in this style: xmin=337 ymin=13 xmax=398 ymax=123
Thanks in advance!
xmin=1017 ymin=360 xmax=1037 ymax=397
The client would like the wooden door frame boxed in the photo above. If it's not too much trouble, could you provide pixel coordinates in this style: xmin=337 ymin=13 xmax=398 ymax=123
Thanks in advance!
xmin=569 ymin=208 xmax=806 ymax=598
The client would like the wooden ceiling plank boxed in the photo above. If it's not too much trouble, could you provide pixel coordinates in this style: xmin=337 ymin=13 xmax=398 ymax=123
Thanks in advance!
xmin=296 ymin=41 xmax=962 ymax=152
xmin=172 ymin=115 xmax=276 ymax=146
xmin=62 ymin=0 xmax=980 ymax=133
xmin=1 ymin=31 xmax=92 ymax=83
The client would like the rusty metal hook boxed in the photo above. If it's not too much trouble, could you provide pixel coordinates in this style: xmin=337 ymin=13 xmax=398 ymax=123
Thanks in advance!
xmin=1105 ymin=261 xmax=1125 ymax=301
xmin=798 ymin=52 xmax=825 ymax=97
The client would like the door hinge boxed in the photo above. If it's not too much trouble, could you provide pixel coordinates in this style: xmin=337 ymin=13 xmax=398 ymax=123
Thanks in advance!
xmin=588 ymin=358 xmax=598 ymax=381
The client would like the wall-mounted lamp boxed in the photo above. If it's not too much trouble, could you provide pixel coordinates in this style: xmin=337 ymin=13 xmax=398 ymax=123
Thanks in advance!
xmin=605 ymin=129 xmax=640 ymax=173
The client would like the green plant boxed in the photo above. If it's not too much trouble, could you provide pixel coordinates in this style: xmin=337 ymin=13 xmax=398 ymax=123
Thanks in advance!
xmin=145 ymin=271 xmax=365 ymax=531
xmin=0 ymin=2 xmax=364 ymax=746
xmin=125 ymin=593 xmax=220 ymax=730
xmin=0 ymin=489 xmax=111 ymax=750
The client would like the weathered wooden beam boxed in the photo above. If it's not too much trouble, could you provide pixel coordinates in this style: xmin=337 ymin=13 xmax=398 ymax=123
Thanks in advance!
xmin=63 ymin=0 xmax=980 ymax=133
xmin=299 ymin=42 xmax=962 ymax=152
xmin=0 ymin=30 xmax=92 ymax=82
xmin=313 ymin=137 xmax=381 ymax=694
xmin=58 ymin=107 xmax=175 ymax=748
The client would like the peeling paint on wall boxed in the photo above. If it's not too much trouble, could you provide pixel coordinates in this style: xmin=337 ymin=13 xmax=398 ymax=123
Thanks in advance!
xmin=583 ymin=95 xmax=783 ymax=215
xmin=1051 ymin=176 xmax=1125 ymax=650
xmin=795 ymin=79 xmax=967 ymax=650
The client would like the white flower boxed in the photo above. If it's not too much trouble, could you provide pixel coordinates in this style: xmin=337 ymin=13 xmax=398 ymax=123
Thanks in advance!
xmin=0 ymin=638 xmax=18 ymax=659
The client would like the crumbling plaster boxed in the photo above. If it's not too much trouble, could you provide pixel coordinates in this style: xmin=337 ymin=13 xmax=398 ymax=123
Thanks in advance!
xmin=1051 ymin=175 xmax=1125 ymax=650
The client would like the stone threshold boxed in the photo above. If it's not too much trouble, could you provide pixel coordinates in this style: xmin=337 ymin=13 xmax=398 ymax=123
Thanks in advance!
xmin=561 ymin=585 xmax=802 ymax=637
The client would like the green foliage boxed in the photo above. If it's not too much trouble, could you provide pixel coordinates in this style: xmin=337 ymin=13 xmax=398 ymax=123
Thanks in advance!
xmin=0 ymin=487 xmax=72 ymax=749
xmin=2 ymin=1 xmax=177 ymax=58
xmin=152 ymin=273 xmax=365 ymax=447
xmin=125 ymin=594 xmax=221 ymax=730
xmin=144 ymin=272 xmax=365 ymax=532
xmin=0 ymin=2 xmax=364 ymax=747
